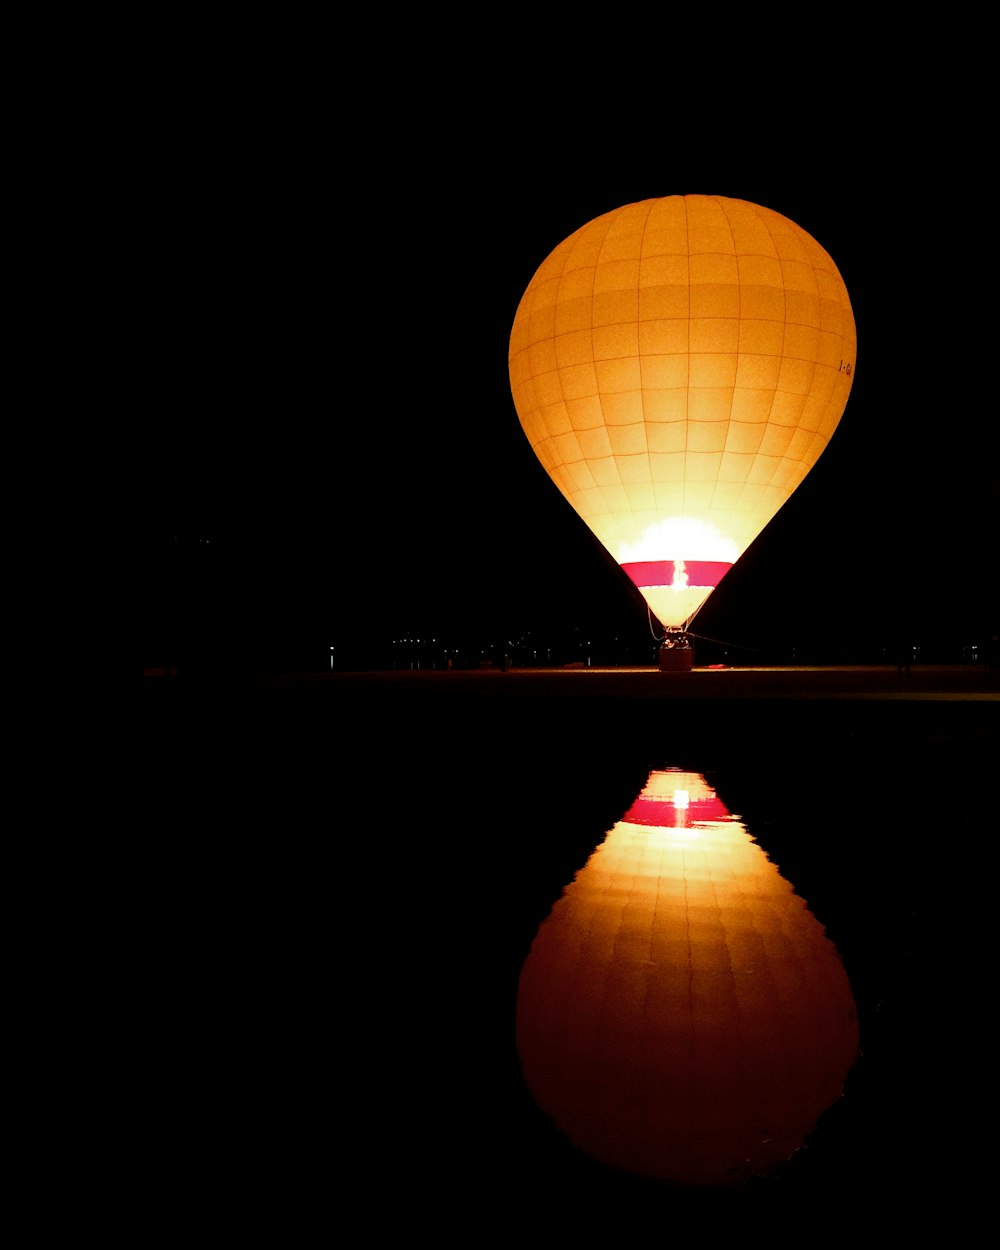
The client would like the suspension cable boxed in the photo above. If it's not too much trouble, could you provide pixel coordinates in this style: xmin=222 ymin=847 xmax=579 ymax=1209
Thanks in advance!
xmin=687 ymin=629 xmax=760 ymax=654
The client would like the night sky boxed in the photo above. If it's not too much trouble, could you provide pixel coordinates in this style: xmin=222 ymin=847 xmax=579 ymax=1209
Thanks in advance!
xmin=136 ymin=59 xmax=998 ymax=672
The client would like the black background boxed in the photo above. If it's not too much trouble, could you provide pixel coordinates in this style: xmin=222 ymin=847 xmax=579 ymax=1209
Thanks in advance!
xmin=133 ymin=37 xmax=998 ymax=672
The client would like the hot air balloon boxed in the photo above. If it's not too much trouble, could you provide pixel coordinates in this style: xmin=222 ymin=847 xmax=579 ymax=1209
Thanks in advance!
xmin=509 ymin=195 xmax=856 ymax=670
xmin=516 ymin=767 xmax=859 ymax=1186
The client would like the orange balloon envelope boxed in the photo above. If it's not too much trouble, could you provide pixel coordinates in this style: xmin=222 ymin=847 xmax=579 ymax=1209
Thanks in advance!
xmin=509 ymin=195 xmax=857 ymax=630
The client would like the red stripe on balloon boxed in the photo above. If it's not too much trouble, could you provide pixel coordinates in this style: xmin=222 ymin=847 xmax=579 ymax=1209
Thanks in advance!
xmin=621 ymin=560 xmax=733 ymax=589
xmin=624 ymin=796 xmax=730 ymax=826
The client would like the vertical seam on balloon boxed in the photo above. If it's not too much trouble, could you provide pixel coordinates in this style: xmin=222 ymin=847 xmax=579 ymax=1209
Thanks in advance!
xmin=636 ymin=198 xmax=656 ymax=539
xmin=717 ymin=196 xmax=742 ymax=541
xmin=593 ymin=208 xmax=627 ymax=516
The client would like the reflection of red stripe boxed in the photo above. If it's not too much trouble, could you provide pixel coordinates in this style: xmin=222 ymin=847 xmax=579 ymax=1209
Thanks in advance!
xmin=624 ymin=797 xmax=730 ymax=826
xmin=622 ymin=560 xmax=732 ymax=588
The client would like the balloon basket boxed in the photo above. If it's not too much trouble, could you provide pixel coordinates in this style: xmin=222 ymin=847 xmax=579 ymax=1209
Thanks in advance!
xmin=658 ymin=636 xmax=693 ymax=673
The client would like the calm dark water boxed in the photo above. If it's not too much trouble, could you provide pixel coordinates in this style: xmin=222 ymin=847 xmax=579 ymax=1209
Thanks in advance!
xmin=133 ymin=673 xmax=996 ymax=1235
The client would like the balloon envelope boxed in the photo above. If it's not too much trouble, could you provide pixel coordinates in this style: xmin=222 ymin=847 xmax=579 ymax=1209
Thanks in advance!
xmin=509 ymin=195 xmax=856 ymax=629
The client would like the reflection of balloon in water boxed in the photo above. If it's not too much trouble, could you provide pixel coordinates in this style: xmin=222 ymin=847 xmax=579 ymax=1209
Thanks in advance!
xmin=516 ymin=768 xmax=859 ymax=1186
xmin=509 ymin=196 xmax=856 ymax=644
